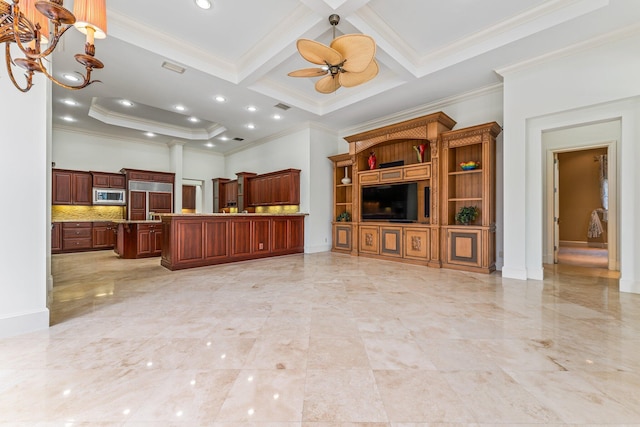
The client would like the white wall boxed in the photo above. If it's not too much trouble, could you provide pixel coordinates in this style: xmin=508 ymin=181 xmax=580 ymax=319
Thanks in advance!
xmin=225 ymin=126 xmax=338 ymax=253
xmin=0 ymin=77 xmax=50 ymax=338
xmin=499 ymin=28 xmax=640 ymax=293
xmin=52 ymin=129 xmax=226 ymax=212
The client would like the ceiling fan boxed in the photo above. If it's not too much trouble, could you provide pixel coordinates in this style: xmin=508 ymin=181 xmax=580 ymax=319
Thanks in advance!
xmin=288 ymin=14 xmax=378 ymax=94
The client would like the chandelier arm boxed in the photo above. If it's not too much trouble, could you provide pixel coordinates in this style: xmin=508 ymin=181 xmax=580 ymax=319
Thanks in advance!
xmin=10 ymin=15 xmax=76 ymax=60
xmin=5 ymin=43 xmax=33 ymax=92
xmin=35 ymin=57 xmax=97 ymax=90
xmin=30 ymin=24 xmax=76 ymax=59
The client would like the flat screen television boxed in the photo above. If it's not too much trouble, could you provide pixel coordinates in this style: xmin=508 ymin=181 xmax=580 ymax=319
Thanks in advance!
xmin=361 ymin=182 xmax=418 ymax=222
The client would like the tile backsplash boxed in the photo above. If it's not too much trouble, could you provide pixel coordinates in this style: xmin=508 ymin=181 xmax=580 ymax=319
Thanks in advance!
xmin=52 ymin=205 xmax=125 ymax=221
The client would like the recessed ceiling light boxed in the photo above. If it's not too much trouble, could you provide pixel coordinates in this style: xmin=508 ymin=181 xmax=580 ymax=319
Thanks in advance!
xmin=188 ymin=116 xmax=199 ymax=123
xmin=272 ymin=114 xmax=282 ymax=120
xmin=62 ymin=116 xmax=75 ymax=122
xmin=246 ymin=123 xmax=255 ymax=129
xmin=218 ymin=136 xmax=230 ymax=141
xmin=195 ymin=0 xmax=211 ymax=9
xmin=63 ymin=73 xmax=80 ymax=82
xmin=246 ymin=106 xmax=257 ymax=112
xmin=120 ymin=99 xmax=134 ymax=107
xmin=215 ymin=95 xmax=226 ymax=103
xmin=144 ymin=132 xmax=155 ymax=137
xmin=205 ymin=142 xmax=215 ymax=148
xmin=62 ymin=99 xmax=78 ymax=106
xmin=175 ymin=105 xmax=186 ymax=111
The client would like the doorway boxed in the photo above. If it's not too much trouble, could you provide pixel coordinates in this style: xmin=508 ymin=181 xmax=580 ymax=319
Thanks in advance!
xmin=543 ymin=120 xmax=619 ymax=272
xmin=554 ymin=147 xmax=609 ymax=268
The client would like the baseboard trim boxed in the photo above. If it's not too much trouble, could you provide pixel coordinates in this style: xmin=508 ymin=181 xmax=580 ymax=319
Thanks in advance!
xmin=0 ymin=308 xmax=50 ymax=339
xmin=560 ymin=240 xmax=608 ymax=249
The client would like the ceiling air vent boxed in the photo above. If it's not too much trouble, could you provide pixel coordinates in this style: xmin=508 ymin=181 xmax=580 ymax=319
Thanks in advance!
xmin=274 ymin=103 xmax=291 ymax=111
xmin=161 ymin=61 xmax=186 ymax=74
xmin=233 ymin=137 xmax=244 ymax=141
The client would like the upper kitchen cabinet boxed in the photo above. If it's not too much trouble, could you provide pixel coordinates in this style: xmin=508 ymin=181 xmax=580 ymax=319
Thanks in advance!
xmin=52 ymin=169 xmax=92 ymax=205
xmin=121 ymin=168 xmax=175 ymax=184
xmin=248 ymin=169 xmax=301 ymax=206
xmin=91 ymin=172 xmax=125 ymax=189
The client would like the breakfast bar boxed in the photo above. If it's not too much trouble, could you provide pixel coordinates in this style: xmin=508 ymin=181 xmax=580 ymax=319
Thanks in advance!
xmin=159 ymin=213 xmax=306 ymax=270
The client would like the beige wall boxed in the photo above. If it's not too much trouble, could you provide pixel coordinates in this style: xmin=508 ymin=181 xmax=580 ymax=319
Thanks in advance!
xmin=558 ymin=147 xmax=607 ymax=245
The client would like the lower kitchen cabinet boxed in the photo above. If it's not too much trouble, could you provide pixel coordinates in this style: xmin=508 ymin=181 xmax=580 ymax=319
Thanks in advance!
xmin=62 ymin=222 xmax=92 ymax=251
xmin=51 ymin=222 xmax=62 ymax=253
xmin=92 ymin=221 xmax=116 ymax=249
xmin=114 ymin=221 xmax=163 ymax=258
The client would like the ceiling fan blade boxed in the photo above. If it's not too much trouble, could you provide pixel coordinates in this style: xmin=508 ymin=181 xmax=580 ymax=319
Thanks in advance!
xmin=330 ymin=34 xmax=376 ymax=73
xmin=339 ymin=59 xmax=379 ymax=88
xmin=296 ymin=39 xmax=342 ymax=66
xmin=288 ymin=68 xmax=328 ymax=77
xmin=315 ymin=74 xmax=341 ymax=94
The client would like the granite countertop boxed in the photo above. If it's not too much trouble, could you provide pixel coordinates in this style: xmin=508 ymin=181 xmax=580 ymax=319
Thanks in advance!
xmin=111 ymin=219 xmax=162 ymax=224
xmin=160 ymin=213 xmax=308 ymax=217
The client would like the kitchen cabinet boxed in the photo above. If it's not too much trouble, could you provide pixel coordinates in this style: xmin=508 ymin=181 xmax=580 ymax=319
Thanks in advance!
xmin=224 ymin=180 xmax=238 ymax=207
xmin=92 ymin=221 xmax=116 ymax=249
xmin=136 ymin=223 xmax=163 ymax=256
xmin=149 ymin=191 xmax=172 ymax=214
xmin=52 ymin=169 xmax=92 ymax=205
xmin=121 ymin=169 xmax=175 ymax=184
xmin=182 ymin=185 xmax=196 ymax=210
xmin=212 ymin=178 xmax=230 ymax=212
xmin=91 ymin=172 xmax=125 ymax=189
xmin=248 ymin=169 xmax=300 ymax=206
xmin=161 ymin=214 xmax=306 ymax=270
xmin=62 ymin=222 xmax=92 ymax=251
xmin=129 ymin=191 xmax=147 ymax=220
xmin=51 ymin=222 xmax=62 ymax=253
xmin=114 ymin=221 xmax=162 ymax=258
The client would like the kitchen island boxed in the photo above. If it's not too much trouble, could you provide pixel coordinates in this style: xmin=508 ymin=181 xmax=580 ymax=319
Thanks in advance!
xmin=113 ymin=220 xmax=163 ymax=259
xmin=160 ymin=213 xmax=306 ymax=270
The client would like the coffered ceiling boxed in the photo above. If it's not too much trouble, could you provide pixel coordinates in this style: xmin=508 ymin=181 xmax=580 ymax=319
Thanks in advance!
xmin=50 ymin=0 xmax=640 ymax=153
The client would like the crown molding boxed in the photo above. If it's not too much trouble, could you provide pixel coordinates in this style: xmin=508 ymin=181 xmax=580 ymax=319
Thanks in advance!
xmin=340 ymin=83 xmax=503 ymax=138
xmin=496 ymin=22 xmax=640 ymax=76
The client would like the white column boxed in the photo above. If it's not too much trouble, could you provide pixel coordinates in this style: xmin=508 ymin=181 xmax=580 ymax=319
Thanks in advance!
xmin=169 ymin=140 xmax=185 ymax=213
xmin=0 ymin=75 xmax=50 ymax=338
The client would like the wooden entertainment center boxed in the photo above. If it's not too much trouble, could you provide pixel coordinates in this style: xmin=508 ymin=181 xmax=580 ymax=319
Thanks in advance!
xmin=329 ymin=112 xmax=501 ymax=273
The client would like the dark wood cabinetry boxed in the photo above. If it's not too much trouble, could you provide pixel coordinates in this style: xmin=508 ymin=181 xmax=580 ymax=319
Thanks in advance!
xmin=62 ymin=222 xmax=92 ymax=250
xmin=91 ymin=172 xmax=125 ymax=189
xmin=182 ymin=185 xmax=196 ymax=210
xmin=161 ymin=214 xmax=305 ymax=270
xmin=224 ymin=180 xmax=238 ymax=207
xmin=52 ymin=169 xmax=92 ymax=205
xmin=248 ymin=169 xmax=301 ymax=206
xmin=114 ymin=222 xmax=162 ymax=258
xmin=92 ymin=221 xmax=116 ymax=249
xmin=51 ymin=222 xmax=62 ymax=253
xmin=149 ymin=191 xmax=172 ymax=214
xmin=129 ymin=191 xmax=147 ymax=220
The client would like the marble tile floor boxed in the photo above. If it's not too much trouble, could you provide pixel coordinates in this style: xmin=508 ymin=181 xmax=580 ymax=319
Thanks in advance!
xmin=1 ymin=250 xmax=639 ymax=426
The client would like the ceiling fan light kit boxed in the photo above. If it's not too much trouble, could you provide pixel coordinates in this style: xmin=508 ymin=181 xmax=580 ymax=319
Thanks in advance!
xmin=0 ymin=0 xmax=107 ymax=93
xmin=289 ymin=14 xmax=378 ymax=94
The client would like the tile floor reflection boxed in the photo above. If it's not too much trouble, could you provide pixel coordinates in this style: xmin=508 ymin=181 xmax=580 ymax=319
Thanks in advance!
xmin=1 ymin=250 xmax=639 ymax=426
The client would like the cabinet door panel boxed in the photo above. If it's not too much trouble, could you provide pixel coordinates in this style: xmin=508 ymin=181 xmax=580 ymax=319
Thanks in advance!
xmin=52 ymin=171 xmax=72 ymax=204
xmin=252 ymin=219 xmax=271 ymax=253
xmin=73 ymin=173 xmax=92 ymax=205
xmin=230 ymin=220 xmax=252 ymax=256
xmin=149 ymin=192 xmax=172 ymax=213
xmin=130 ymin=191 xmax=147 ymax=220
xmin=359 ymin=225 xmax=379 ymax=254
xmin=271 ymin=218 xmax=289 ymax=252
xmin=51 ymin=223 xmax=62 ymax=252
xmin=205 ymin=220 xmax=229 ymax=258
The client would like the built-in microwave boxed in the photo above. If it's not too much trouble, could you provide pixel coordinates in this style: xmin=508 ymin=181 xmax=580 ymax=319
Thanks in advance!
xmin=93 ymin=188 xmax=126 ymax=205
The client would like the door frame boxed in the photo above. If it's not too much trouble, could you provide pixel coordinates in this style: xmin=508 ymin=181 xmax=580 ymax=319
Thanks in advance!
xmin=545 ymin=141 xmax=618 ymax=270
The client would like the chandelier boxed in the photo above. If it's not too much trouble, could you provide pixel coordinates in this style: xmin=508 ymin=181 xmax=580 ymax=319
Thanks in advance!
xmin=0 ymin=0 xmax=107 ymax=92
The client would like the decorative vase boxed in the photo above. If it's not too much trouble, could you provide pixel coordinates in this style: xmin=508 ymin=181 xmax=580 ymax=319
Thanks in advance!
xmin=413 ymin=143 xmax=426 ymax=163
xmin=341 ymin=166 xmax=351 ymax=185
xmin=368 ymin=151 xmax=376 ymax=170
